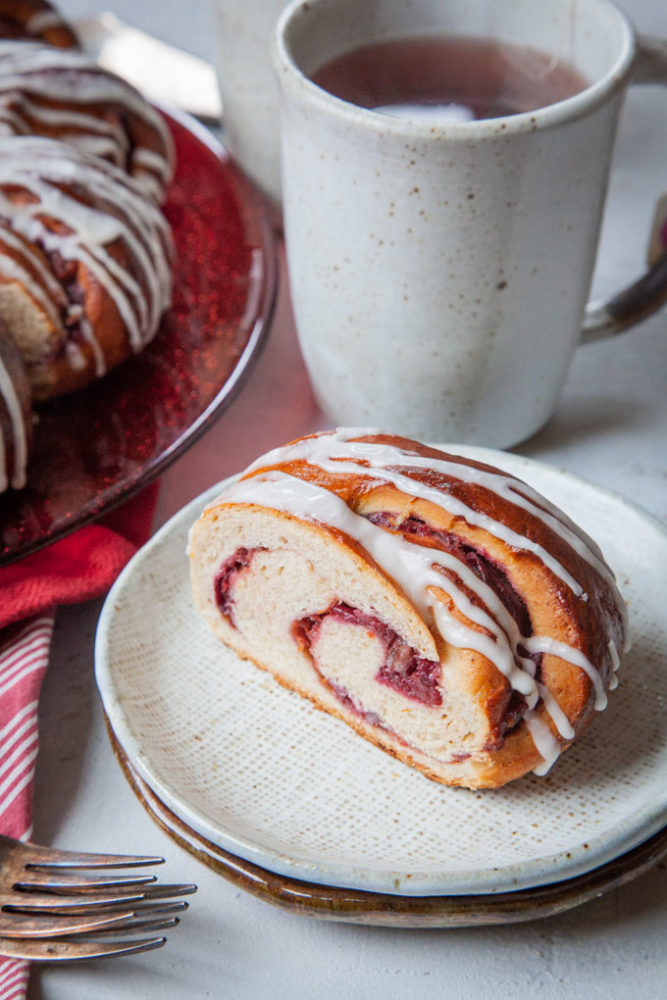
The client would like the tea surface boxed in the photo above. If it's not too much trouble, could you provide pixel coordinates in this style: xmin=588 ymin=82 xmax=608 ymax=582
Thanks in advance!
xmin=312 ymin=35 xmax=589 ymax=122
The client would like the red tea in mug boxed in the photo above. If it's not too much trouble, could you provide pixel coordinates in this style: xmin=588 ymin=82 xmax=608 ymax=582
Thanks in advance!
xmin=311 ymin=35 xmax=589 ymax=122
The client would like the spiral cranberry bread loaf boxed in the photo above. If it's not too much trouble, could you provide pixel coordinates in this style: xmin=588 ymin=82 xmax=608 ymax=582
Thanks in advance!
xmin=0 ymin=320 xmax=31 ymax=493
xmin=188 ymin=429 xmax=627 ymax=789
xmin=0 ymin=0 xmax=78 ymax=48
xmin=0 ymin=135 xmax=173 ymax=401
xmin=0 ymin=42 xmax=175 ymax=203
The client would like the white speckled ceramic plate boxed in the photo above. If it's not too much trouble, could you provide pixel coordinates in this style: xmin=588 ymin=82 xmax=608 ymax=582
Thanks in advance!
xmin=95 ymin=446 xmax=667 ymax=897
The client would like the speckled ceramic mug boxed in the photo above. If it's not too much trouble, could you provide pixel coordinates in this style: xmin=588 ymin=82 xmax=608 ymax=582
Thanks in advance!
xmin=272 ymin=0 xmax=667 ymax=448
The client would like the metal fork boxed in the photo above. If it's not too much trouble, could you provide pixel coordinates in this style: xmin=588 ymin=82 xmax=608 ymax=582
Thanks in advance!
xmin=0 ymin=834 xmax=196 ymax=962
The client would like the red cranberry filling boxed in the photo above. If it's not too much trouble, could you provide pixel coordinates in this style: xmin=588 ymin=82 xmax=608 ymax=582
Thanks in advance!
xmin=295 ymin=602 xmax=442 ymax=707
xmin=214 ymin=546 xmax=265 ymax=625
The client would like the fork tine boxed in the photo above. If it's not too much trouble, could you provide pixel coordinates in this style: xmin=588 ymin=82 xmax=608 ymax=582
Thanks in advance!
xmin=1 ymin=889 xmax=149 ymax=911
xmin=0 ymin=933 xmax=167 ymax=962
xmin=23 ymin=846 xmax=164 ymax=870
xmin=1 ymin=880 xmax=196 ymax=913
xmin=15 ymin=870 xmax=158 ymax=892
xmin=122 ymin=900 xmax=190 ymax=917
xmin=0 ymin=900 xmax=189 ymax=937
xmin=2 ymin=891 xmax=192 ymax=915
xmin=116 ymin=882 xmax=197 ymax=900
xmin=26 ymin=900 xmax=192 ymax=921
xmin=79 ymin=916 xmax=181 ymax=935
xmin=0 ymin=909 xmax=135 ymax=939
xmin=0 ymin=835 xmax=163 ymax=871
xmin=0 ymin=835 xmax=195 ymax=963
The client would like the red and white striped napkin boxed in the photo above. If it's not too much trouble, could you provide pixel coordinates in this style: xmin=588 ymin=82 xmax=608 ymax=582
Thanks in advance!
xmin=0 ymin=613 xmax=54 ymax=999
xmin=0 ymin=483 xmax=159 ymax=999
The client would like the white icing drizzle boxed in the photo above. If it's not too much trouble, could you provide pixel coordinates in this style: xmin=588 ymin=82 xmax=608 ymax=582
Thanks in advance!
xmin=248 ymin=429 xmax=622 ymax=602
xmin=209 ymin=455 xmax=618 ymax=772
xmin=524 ymin=635 xmax=608 ymax=711
xmin=0 ymin=136 xmax=172 ymax=371
xmin=67 ymin=243 xmax=146 ymax=350
xmin=524 ymin=714 xmax=562 ymax=776
xmin=132 ymin=147 xmax=173 ymax=181
xmin=0 ymin=222 xmax=66 ymax=304
xmin=608 ymin=638 xmax=621 ymax=691
xmin=0 ymin=98 xmax=126 ymax=141
xmin=0 ymin=351 xmax=27 ymax=491
xmin=0 ymin=42 xmax=173 ymax=199
xmin=23 ymin=10 xmax=67 ymax=35
xmin=64 ymin=338 xmax=85 ymax=371
xmin=75 ymin=315 xmax=106 ymax=376
xmin=0 ymin=43 xmax=168 ymax=132
xmin=535 ymin=683 xmax=575 ymax=740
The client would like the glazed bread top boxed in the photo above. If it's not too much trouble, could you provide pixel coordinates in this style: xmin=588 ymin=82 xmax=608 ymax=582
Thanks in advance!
xmin=0 ymin=41 xmax=174 ymax=203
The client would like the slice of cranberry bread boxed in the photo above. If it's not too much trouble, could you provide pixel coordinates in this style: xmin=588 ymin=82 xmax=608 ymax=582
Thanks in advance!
xmin=188 ymin=429 xmax=627 ymax=789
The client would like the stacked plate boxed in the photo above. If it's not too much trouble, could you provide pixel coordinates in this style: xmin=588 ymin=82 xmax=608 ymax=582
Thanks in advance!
xmin=95 ymin=448 xmax=667 ymax=927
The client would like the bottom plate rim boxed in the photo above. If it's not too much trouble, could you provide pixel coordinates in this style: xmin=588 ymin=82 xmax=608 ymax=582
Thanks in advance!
xmin=107 ymin=719 xmax=667 ymax=928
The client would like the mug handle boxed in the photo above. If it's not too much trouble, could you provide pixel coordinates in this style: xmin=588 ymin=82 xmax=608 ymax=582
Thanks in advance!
xmin=582 ymin=35 xmax=667 ymax=343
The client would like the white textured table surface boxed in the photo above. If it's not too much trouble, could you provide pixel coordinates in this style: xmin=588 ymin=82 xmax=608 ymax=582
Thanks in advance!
xmin=31 ymin=1 xmax=666 ymax=997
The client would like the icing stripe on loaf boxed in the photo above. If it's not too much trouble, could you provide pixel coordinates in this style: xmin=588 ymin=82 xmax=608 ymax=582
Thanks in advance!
xmin=246 ymin=428 xmax=622 ymax=601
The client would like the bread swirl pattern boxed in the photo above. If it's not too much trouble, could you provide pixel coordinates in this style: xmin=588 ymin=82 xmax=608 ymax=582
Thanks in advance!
xmin=188 ymin=430 xmax=627 ymax=789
